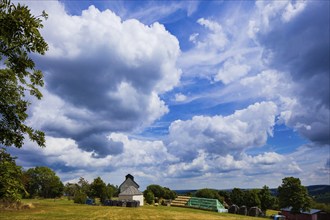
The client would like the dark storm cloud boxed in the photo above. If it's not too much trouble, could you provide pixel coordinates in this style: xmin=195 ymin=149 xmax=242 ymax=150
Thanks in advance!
xmin=77 ymin=134 xmax=124 ymax=157
xmin=258 ymin=1 xmax=330 ymax=145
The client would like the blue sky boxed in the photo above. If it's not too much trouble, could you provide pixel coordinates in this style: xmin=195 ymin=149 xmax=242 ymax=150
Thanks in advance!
xmin=8 ymin=0 xmax=329 ymax=190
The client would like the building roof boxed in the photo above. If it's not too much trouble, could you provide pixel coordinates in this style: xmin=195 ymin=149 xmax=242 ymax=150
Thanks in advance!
xmin=119 ymin=174 xmax=140 ymax=192
xmin=119 ymin=186 xmax=143 ymax=196
xmin=281 ymin=207 xmax=321 ymax=215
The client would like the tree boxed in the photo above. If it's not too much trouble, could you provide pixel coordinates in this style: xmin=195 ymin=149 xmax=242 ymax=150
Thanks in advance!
xmin=230 ymin=188 xmax=245 ymax=206
xmin=218 ymin=190 xmax=231 ymax=206
xmin=90 ymin=177 xmax=107 ymax=203
xmin=73 ymin=190 xmax=87 ymax=204
xmin=0 ymin=0 xmax=48 ymax=148
xmin=106 ymin=183 xmax=118 ymax=199
xmin=0 ymin=148 xmax=26 ymax=204
xmin=24 ymin=166 xmax=63 ymax=198
xmin=64 ymin=183 xmax=78 ymax=200
xmin=258 ymin=185 xmax=275 ymax=213
xmin=77 ymin=177 xmax=90 ymax=196
xmin=163 ymin=187 xmax=176 ymax=200
xmin=278 ymin=177 xmax=312 ymax=213
xmin=195 ymin=188 xmax=223 ymax=202
xmin=143 ymin=190 xmax=154 ymax=205
xmin=146 ymin=184 xmax=165 ymax=199
xmin=243 ymin=189 xmax=261 ymax=208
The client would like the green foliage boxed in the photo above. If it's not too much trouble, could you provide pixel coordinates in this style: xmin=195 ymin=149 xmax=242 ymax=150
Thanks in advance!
xmin=24 ymin=166 xmax=63 ymax=198
xmin=218 ymin=190 xmax=231 ymax=206
xmin=77 ymin=177 xmax=90 ymax=196
xmin=195 ymin=188 xmax=223 ymax=202
xmin=0 ymin=0 xmax=48 ymax=148
xmin=313 ymin=191 xmax=330 ymax=204
xmin=73 ymin=191 xmax=87 ymax=204
xmin=0 ymin=148 xmax=26 ymax=204
xmin=90 ymin=177 xmax=108 ymax=203
xmin=258 ymin=185 xmax=275 ymax=212
xmin=64 ymin=183 xmax=78 ymax=200
xmin=143 ymin=190 xmax=154 ymax=205
xmin=65 ymin=177 xmax=117 ymax=203
xmin=278 ymin=177 xmax=312 ymax=213
xmin=243 ymin=189 xmax=260 ymax=208
xmin=311 ymin=201 xmax=330 ymax=213
xmin=106 ymin=183 xmax=118 ymax=199
xmin=146 ymin=184 xmax=165 ymax=199
xmin=145 ymin=184 xmax=176 ymax=202
xmin=230 ymin=188 xmax=245 ymax=206
xmin=163 ymin=187 xmax=177 ymax=200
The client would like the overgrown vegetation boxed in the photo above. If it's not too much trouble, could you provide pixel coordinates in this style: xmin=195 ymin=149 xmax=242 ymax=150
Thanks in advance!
xmin=64 ymin=176 xmax=118 ymax=204
xmin=144 ymin=184 xmax=177 ymax=204
xmin=0 ymin=148 xmax=26 ymax=207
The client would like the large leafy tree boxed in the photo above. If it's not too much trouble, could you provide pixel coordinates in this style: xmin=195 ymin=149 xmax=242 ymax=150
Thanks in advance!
xmin=0 ymin=0 xmax=48 ymax=148
xmin=243 ymin=189 xmax=261 ymax=208
xmin=90 ymin=177 xmax=108 ymax=203
xmin=230 ymin=188 xmax=245 ymax=206
xmin=0 ymin=148 xmax=26 ymax=204
xmin=146 ymin=184 xmax=165 ymax=199
xmin=24 ymin=166 xmax=63 ymax=198
xmin=278 ymin=177 xmax=312 ymax=213
xmin=258 ymin=185 xmax=275 ymax=213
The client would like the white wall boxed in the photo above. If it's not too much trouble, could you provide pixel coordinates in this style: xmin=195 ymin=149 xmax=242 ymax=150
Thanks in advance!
xmin=118 ymin=195 xmax=144 ymax=206
xmin=133 ymin=195 xmax=144 ymax=206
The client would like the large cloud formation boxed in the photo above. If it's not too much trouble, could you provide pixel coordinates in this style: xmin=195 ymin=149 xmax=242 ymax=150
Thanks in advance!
xmin=8 ymin=1 xmax=328 ymax=188
xmin=252 ymin=1 xmax=330 ymax=145
xmin=167 ymin=102 xmax=277 ymax=159
xmin=27 ymin=2 xmax=181 ymax=157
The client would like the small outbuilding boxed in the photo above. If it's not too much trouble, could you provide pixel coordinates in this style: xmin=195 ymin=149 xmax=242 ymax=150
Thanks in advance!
xmin=281 ymin=207 xmax=321 ymax=220
xmin=118 ymin=174 xmax=144 ymax=206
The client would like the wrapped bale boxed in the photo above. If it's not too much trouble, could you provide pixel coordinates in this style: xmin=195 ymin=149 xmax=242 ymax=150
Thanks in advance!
xmin=238 ymin=205 xmax=247 ymax=215
xmin=248 ymin=207 xmax=262 ymax=216
xmin=228 ymin=204 xmax=239 ymax=214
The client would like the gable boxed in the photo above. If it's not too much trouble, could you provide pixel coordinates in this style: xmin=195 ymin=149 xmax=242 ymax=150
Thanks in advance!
xmin=119 ymin=177 xmax=139 ymax=192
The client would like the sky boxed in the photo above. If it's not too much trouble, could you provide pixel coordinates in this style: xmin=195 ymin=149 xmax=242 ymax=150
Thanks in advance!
xmin=7 ymin=0 xmax=330 ymax=190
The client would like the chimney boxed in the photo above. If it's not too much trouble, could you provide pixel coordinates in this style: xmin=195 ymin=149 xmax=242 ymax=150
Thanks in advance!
xmin=126 ymin=174 xmax=134 ymax=180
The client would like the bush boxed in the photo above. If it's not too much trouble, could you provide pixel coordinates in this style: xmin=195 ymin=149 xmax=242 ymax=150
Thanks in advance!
xmin=144 ymin=190 xmax=154 ymax=205
xmin=73 ymin=191 xmax=87 ymax=204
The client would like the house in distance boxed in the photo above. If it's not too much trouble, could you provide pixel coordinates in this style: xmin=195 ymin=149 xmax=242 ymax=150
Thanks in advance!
xmin=118 ymin=174 xmax=144 ymax=206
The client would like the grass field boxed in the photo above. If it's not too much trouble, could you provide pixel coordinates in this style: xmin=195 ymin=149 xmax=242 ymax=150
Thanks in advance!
xmin=0 ymin=199 xmax=267 ymax=220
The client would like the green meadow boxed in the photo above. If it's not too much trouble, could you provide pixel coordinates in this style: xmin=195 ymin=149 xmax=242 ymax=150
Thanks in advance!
xmin=0 ymin=199 xmax=264 ymax=220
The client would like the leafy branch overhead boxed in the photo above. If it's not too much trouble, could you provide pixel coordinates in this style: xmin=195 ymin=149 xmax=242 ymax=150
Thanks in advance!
xmin=0 ymin=0 xmax=48 ymax=148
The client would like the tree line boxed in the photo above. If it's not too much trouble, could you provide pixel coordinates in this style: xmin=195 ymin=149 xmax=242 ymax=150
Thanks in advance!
xmin=190 ymin=177 xmax=317 ymax=214
xmin=0 ymin=148 xmax=118 ymax=206
xmin=64 ymin=177 xmax=118 ymax=204
xmin=2 ymin=147 xmax=329 ymax=214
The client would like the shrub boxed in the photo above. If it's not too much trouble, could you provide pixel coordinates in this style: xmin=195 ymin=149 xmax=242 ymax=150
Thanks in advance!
xmin=73 ymin=191 xmax=87 ymax=204
xmin=144 ymin=190 xmax=154 ymax=205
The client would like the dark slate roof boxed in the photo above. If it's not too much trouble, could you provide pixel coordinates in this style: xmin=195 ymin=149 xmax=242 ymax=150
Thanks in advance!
xmin=119 ymin=186 xmax=143 ymax=196
xmin=281 ymin=207 xmax=321 ymax=215
xmin=119 ymin=174 xmax=140 ymax=192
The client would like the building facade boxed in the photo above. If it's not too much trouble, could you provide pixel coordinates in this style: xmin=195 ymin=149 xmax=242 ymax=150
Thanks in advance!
xmin=118 ymin=174 xmax=144 ymax=206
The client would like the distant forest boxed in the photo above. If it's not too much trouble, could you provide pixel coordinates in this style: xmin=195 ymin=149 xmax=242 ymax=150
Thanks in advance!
xmin=175 ymin=185 xmax=330 ymax=204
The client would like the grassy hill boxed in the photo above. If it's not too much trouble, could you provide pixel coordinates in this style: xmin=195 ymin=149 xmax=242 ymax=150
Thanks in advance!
xmin=0 ymin=199 xmax=262 ymax=220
